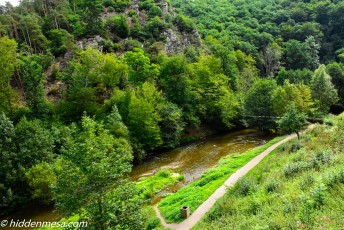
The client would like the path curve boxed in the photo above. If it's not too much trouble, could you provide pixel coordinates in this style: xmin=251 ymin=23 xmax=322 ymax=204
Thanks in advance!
xmin=154 ymin=128 xmax=312 ymax=230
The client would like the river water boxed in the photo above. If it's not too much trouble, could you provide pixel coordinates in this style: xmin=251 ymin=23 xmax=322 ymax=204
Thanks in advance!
xmin=1 ymin=129 xmax=275 ymax=227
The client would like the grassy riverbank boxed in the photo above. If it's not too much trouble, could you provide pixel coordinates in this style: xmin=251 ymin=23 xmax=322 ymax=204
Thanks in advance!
xmin=136 ymin=169 xmax=184 ymax=199
xmin=195 ymin=114 xmax=344 ymax=229
xmin=158 ymin=135 xmax=285 ymax=223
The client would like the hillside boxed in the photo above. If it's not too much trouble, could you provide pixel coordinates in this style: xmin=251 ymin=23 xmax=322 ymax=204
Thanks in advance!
xmin=0 ymin=0 xmax=344 ymax=229
xmin=196 ymin=114 xmax=344 ymax=229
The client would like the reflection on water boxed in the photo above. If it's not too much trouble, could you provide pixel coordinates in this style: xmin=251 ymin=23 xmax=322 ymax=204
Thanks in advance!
xmin=2 ymin=129 xmax=274 ymax=226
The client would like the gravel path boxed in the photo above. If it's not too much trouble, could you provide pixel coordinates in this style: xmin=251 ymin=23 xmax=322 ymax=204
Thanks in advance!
xmin=155 ymin=131 xmax=304 ymax=230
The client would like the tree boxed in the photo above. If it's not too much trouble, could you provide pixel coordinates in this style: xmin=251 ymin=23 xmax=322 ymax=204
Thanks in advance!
xmin=244 ymin=79 xmax=278 ymax=130
xmin=327 ymin=62 xmax=344 ymax=104
xmin=272 ymin=81 xmax=314 ymax=116
xmin=0 ymin=36 xmax=18 ymax=115
xmin=113 ymin=14 xmax=130 ymax=38
xmin=25 ymin=162 xmax=56 ymax=204
xmin=53 ymin=116 xmax=142 ymax=229
xmin=0 ymin=113 xmax=17 ymax=214
xmin=158 ymin=102 xmax=185 ymax=149
xmin=260 ymin=43 xmax=282 ymax=78
xmin=59 ymin=47 xmax=128 ymax=121
xmin=0 ymin=115 xmax=54 ymax=214
xmin=124 ymin=48 xmax=160 ymax=85
xmin=19 ymin=55 xmax=51 ymax=117
xmin=311 ymin=65 xmax=338 ymax=112
xmin=278 ymin=103 xmax=307 ymax=140
xmin=127 ymin=90 xmax=162 ymax=155
xmin=105 ymin=105 xmax=129 ymax=138
xmin=284 ymin=39 xmax=318 ymax=70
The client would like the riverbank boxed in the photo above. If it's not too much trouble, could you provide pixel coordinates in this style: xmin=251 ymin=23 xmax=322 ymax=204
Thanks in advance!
xmin=195 ymin=114 xmax=344 ymax=229
xmin=157 ymin=136 xmax=285 ymax=223
xmin=2 ymin=129 xmax=275 ymax=228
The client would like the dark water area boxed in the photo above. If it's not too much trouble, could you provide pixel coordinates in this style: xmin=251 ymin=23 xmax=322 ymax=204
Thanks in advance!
xmin=2 ymin=129 xmax=275 ymax=227
xmin=0 ymin=203 xmax=60 ymax=230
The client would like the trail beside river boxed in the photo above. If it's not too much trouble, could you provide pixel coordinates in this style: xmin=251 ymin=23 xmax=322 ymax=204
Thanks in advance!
xmin=155 ymin=127 xmax=314 ymax=230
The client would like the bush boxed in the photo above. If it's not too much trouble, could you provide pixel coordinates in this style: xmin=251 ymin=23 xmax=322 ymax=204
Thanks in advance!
xmin=265 ymin=178 xmax=280 ymax=193
xmin=311 ymin=183 xmax=327 ymax=208
xmin=290 ymin=141 xmax=302 ymax=153
xmin=173 ymin=15 xmax=196 ymax=32
xmin=156 ymin=169 xmax=172 ymax=178
xmin=235 ymin=178 xmax=257 ymax=196
xmin=299 ymin=173 xmax=314 ymax=190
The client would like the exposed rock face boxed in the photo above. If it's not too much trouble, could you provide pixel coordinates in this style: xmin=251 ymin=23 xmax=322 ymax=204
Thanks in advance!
xmin=76 ymin=0 xmax=202 ymax=55
xmin=163 ymin=28 xmax=202 ymax=55
xmin=77 ymin=35 xmax=104 ymax=51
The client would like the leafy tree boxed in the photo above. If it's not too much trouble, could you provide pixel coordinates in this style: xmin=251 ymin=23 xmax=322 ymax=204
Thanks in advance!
xmin=158 ymin=102 xmax=185 ymax=149
xmin=159 ymin=55 xmax=202 ymax=125
xmin=278 ymin=103 xmax=307 ymax=140
xmin=311 ymin=65 xmax=338 ymax=112
xmin=0 ymin=113 xmax=17 ymax=214
xmin=125 ymin=48 xmax=160 ymax=85
xmin=0 ymin=115 xmax=54 ymax=214
xmin=284 ymin=39 xmax=312 ymax=70
xmin=149 ymin=5 xmax=163 ymax=18
xmin=25 ymin=162 xmax=56 ymax=203
xmin=113 ymin=14 xmax=130 ymax=38
xmin=105 ymin=105 xmax=129 ymax=138
xmin=47 ymin=29 xmax=75 ymax=56
xmin=272 ymin=81 xmax=314 ymax=116
xmin=53 ymin=116 xmax=141 ymax=229
xmin=15 ymin=117 xmax=54 ymax=170
xmin=326 ymin=62 xmax=344 ymax=104
xmin=244 ymin=79 xmax=278 ymax=130
xmin=260 ymin=43 xmax=283 ymax=78
xmin=276 ymin=68 xmax=313 ymax=85
xmin=76 ymin=0 xmax=104 ymax=36
xmin=127 ymin=88 xmax=162 ymax=155
xmin=173 ymin=14 xmax=195 ymax=32
xmin=0 ymin=36 xmax=18 ymax=115
xmin=59 ymin=47 xmax=128 ymax=121
xmin=19 ymin=55 xmax=52 ymax=117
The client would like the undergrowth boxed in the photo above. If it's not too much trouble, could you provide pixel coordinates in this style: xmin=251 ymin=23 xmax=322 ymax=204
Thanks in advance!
xmin=195 ymin=113 xmax=344 ymax=229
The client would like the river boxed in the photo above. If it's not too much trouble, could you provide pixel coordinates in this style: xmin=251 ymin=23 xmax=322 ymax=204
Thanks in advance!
xmin=1 ymin=129 xmax=275 ymax=228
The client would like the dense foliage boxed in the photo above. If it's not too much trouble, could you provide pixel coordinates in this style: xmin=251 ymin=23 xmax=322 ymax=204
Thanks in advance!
xmin=0 ymin=0 xmax=343 ymax=228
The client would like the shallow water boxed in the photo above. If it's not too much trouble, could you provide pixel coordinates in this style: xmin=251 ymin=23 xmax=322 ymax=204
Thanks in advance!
xmin=129 ymin=129 xmax=275 ymax=203
xmin=2 ymin=129 xmax=275 ymax=226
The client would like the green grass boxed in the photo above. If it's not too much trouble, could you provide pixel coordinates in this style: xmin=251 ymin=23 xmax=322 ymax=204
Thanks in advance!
xmin=142 ymin=206 xmax=168 ymax=230
xmin=158 ymin=135 xmax=285 ymax=223
xmin=195 ymin=113 xmax=344 ymax=229
xmin=136 ymin=169 xmax=183 ymax=199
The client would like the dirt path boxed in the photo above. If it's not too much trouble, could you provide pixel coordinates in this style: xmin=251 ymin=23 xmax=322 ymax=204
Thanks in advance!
xmin=154 ymin=131 xmax=307 ymax=230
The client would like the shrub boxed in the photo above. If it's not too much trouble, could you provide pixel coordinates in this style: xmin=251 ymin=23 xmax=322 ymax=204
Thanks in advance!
xmin=173 ymin=15 xmax=196 ymax=32
xmin=290 ymin=141 xmax=302 ymax=153
xmin=235 ymin=178 xmax=257 ymax=196
xmin=247 ymin=198 xmax=262 ymax=215
xmin=265 ymin=178 xmax=280 ymax=193
xmin=156 ymin=169 xmax=171 ymax=178
xmin=311 ymin=183 xmax=327 ymax=208
xmin=299 ymin=173 xmax=315 ymax=190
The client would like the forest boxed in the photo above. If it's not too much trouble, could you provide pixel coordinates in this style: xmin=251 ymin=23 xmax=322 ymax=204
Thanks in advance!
xmin=0 ymin=0 xmax=343 ymax=229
